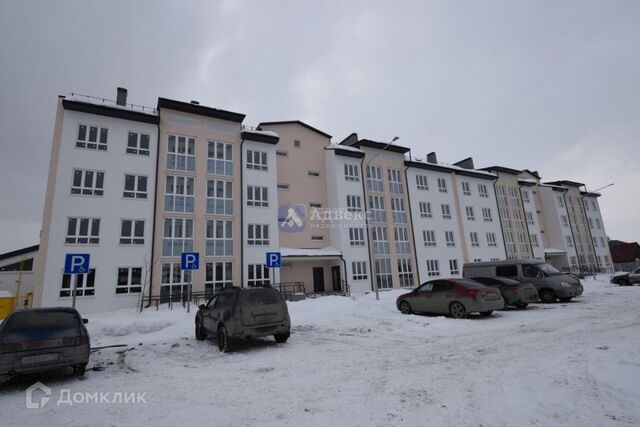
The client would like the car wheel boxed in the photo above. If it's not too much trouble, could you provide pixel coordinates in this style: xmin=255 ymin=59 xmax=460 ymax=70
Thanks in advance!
xmin=195 ymin=319 xmax=206 ymax=341
xmin=449 ymin=302 xmax=466 ymax=319
xmin=274 ymin=333 xmax=290 ymax=343
xmin=559 ymin=297 xmax=572 ymax=302
xmin=73 ymin=364 xmax=87 ymax=377
xmin=515 ymin=303 xmax=528 ymax=309
xmin=217 ymin=325 xmax=233 ymax=353
xmin=539 ymin=289 xmax=556 ymax=304
xmin=399 ymin=301 xmax=413 ymax=315
xmin=480 ymin=311 xmax=493 ymax=317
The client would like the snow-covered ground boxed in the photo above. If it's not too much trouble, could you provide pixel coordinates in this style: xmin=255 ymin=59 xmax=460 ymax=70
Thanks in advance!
xmin=2 ymin=276 xmax=639 ymax=426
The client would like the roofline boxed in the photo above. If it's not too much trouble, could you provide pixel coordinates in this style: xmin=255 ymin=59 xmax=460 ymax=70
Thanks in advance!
xmin=240 ymin=131 xmax=279 ymax=145
xmin=356 ymin=139 xmax=410 ymax=154
xmin=62 ymin=100 xmax=159 ymax=124
xmin=543 ymin=180 xmax=585 ymax=187
xmin=522 ymin=169 xmax=541 ymax=179
xmin=0 ymin=244 xmax=39 ymax=262
xmin=405 ymin=160 xmax=497 ymax=180
xmin=581 ymin=191 xmax=601 ymax=198
xmin=258 ymin=121 xmax=332 ymax=139
xmin=157 ymin=97 xmax=245 ymax=123
xmin=325 ymin=146 xmax=365 ymax=159
xmin=480 ymin=165 xmax=523 ymax=175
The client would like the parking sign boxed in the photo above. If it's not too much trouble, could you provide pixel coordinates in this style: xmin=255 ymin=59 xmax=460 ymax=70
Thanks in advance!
xmin=64 ymin=254 xmax=90 ymax=274
xmin=181 ymin=252 xmax=200 ymax=270
xmin=266 ymin=252 xmax=281 ymax=268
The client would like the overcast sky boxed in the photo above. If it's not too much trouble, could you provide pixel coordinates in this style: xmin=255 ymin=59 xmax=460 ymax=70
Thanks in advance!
xmin=0 ymin=0 xmax=638 ymax=253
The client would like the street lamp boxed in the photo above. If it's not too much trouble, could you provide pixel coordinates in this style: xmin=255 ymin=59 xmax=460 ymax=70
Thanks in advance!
xmin=591 ymin=183 xmax=615 ymax=193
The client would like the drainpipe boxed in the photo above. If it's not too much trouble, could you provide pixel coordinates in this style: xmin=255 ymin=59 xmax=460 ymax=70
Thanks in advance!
xmin=340 ymin=255 xmax=349 ymax=295
xmin=403 ymin=162 xmax=420 ymax=285
xmin=145 ymin=115 xmax=161 ymax=309
xmin=360 ymin=155 xmax=375 ymax=294
xmin=240 ymin=138 xmax=245 ymax=287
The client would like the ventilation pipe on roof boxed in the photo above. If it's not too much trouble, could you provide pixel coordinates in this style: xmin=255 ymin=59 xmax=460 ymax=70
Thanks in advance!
xmin=426 ymin=152 xmax=437 ymax=164
xmin=454 ymin=157 xmax=475 ymax=169
xmin=116 ymin=87 xmax=127 ymax=106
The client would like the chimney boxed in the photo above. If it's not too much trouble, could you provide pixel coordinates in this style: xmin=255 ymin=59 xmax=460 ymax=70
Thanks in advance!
xmin=426 ymin=152 xmax=437 ymax=164
xmin=190 ymin=100 xmax=200 ymax=105
xmin=116 ymin=87 xmax=127 ymax=106
xmin=454 ymin=157 xmax=474 ymax=169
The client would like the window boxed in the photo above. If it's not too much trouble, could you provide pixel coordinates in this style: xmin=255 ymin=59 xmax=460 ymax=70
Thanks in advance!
xmin=208 ymin=141 xmax=232 ymax=176
xmin=248 ymin=224 xmax=269 ymax=246
xmin=557 ymin=195 xmax=565 ymax=208
xmin=207 ymin=179 xmax=233 ymax=215
xmin=561 ymin=215 xmax=569 ymax=227
xmin=570 ymin=256 xmax=578 ymax=267
xmin=65 ymin=217 xmax=100 ymax=244
xmin=247 ymin=186 xmax=268 ymax=207
xmin=311 ymin=236 xmax=324 ymax=241
xmin=600 ymin=237 xmax=606 ymax=247
xmin=449 ymin=259 xmax=459 ymax=275
xmin=277 ymin=183 xmax=289 ymax=190
xmin=246 ymin=149 xmax=268 ymax=171
xmin=310 ymin=203 xmax=322 ymax=209
xmin=423 ymin=230 xmax=436 ymax=247
xmin=525 ymin=211 xmax=534 ymax=225
xmin=398 ymin=259 xmax=414 ymax=287
xmin=248 ymin=264 xmax=270 ymax=287
xmin=522 ymin=190 xmax=530 ymax=203
xmin=116 ymin=267 xmax=142 ymax=294
xmin=308 ymin=171 xmax=321 ymax=177
xmin=160 ymin=262 xmax=191 ymax=302
xmin=294 ymin=139 xmax=301 ymax=148
xmin=478 ymin=184 xmax=489 ymax=198
xmin=587 ymin=218 xmax=593 ymax=229
xmin=486 ymin=232 xmax=497 ymax=247
xmin=60 ymin=269 xmax=95 ymax=297
xmin=426 ymin=260 xmax=440 ymax=277
xmin=126 ymin=132 xmax=150 ymax=156
xmin=349 ymin=227 xmax=365 ymax=246
xmin=482 ymin=208 xmax=493 ymax=222
xmin=391 ymin=197 xmax=406 ymax=224
xmin=565 ymin=235 xmax=574 ymax=247
xmin=445 ymin=231 xmax=455 ymax=247
xmin=371 ymin=226 xmax=389 ymax=255
xmin=585 ymin=201 xmax=590 ymax=211
xmin=419 ymin=202 xmax=432 ymax=218
xmin=167 ymin=135 xmax=195 ymax=171
xmin=120 ymin=219 xmax=144 ymax=245
xmin=374 ymin=259 xmax=393 ymax=289
xmin=388 ymin=169 xmax=403 ymax=194
xmin=123 ymin=174 xmax=147 ymax=199
xmin=465 ymin=206 xmax=475 ymax=221
xmin=162 ymin=218 xmax=194 ymax=256
xmin=368 ymin=195 xmax=386 ymax=222
xmin=441 ymin=204 xmax=452 ymax=219
xmin=205 ymin=262 xmax=232 ymax=296
xmin=346 ymin=195 xmax=362 ymax=212
xmin=469 ymin=232 xmax=479 ymax=247
xmin=592 ymin=236 xmax=598 ymax=248
xmin=276 ymin=150 xmax=288 ymax=157
xmin=76 ymin=124 xmax=107 ymax=150
xmin=395 ymin=227 xmax=410 ymax=254
xmin=367 ymin=165 xmax=383 ymax=192
xmin=517 ymin=232 xmax=529 ymax=254
xmin=592 ymin=201 xmax=598 ymax=211
xmin=165 ymin=176 xmax=195 ymax=213
xmin=206 ymin=220 xmax=233 ymax=256
xmin=416 ymin=175 xmax=429 ymax=190
xmin=71 ymin=169 xmax=104 ymax=196
xmin=344 ymin=164 xmax=360 ymax=182
xmin=595 ymin=219 xmax=602 ymax=229
xmin=461 ymin=181 xmax=471 ymax=196
xmin=437 ymin=177 xmax=448 ymax=193
xmin=352 ymin=261 xmax=368 ymax=281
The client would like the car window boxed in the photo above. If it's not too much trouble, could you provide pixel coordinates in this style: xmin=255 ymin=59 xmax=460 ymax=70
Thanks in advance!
xmin=522 ymin=264 xmax=540 ymax=278
xmin=633 ymin=268 xmax=640 ymax=274
xmin=206 ymin=295 xmax=219 ymax=308
xmin=417 ymin=282 xmax=434 ymax=292
xmin=432 ymin=281 xmax=454 ymax=292
xmin=2 ymin=311 xmax=80 ymax=340
xmin=496 ymin=265 xmax=518 ymax=277
xmin=243 ymin=289 xmax=280 ymax=306
xmin=216 ymin=293 xmax=234 ymax=308
xmin=472 ymin=277 xmax=492 ymax=286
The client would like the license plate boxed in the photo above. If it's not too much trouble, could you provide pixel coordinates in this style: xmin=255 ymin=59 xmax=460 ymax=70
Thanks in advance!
xmin=21 ymin=353 xmax=59 ymax=365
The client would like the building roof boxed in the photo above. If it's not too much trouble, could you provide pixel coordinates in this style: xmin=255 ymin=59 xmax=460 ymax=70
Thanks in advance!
xmin=338 ymin=133 xmax=410 ymax=154
xmin=157 ymin=97 xmax=245 ymax=123
xmin=544 ymin=180 xmax=585 ymax=187
xmin=480 ymin=165 xmax=523 ymax=175
xmin=324 ymin=143 xmax=365 ymax=159
xmin=62 ymin=99 xmax=159 ymax=124
xmin=580 ymin=191 xmax=601 ymax=198
xmin=258 ymin=121 xmax=332 ymax=139
xmin=609 ymin=242 xmax=640 ymax=263
xmin=0 ymin=244 xmax=39 ymax=262
xmin=240 ymin=129 xmax=279 ymax=145
xmin=405 ymin=158 xmax=497 ymax=180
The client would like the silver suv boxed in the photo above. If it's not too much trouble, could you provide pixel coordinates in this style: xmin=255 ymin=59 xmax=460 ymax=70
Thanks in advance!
xmin=195 ymin=286 xmax=291 ymax=352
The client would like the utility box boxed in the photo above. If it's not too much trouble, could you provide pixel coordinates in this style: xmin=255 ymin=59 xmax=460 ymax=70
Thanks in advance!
xmin=0 ymin=291 xmax=16 ymax=319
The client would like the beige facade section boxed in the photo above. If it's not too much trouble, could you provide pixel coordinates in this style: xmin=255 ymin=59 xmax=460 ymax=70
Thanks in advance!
xmin=491 ymin=171 xmax=532 ymax=259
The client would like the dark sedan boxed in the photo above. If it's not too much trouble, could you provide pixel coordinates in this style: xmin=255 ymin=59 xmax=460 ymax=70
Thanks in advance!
xmin=471 ymin=277 xmax=539 ymax=308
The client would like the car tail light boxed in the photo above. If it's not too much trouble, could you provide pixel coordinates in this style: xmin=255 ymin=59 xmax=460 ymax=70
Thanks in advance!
xmin=0 ymin=342 xmax=24 ymax=353
xmin=466 ymin=288 xmax=479 ymax=300
xmin=511 ymin=286 xmax=521 ymax=293
xmin=76 ymin=335 xmax=89 ymax=346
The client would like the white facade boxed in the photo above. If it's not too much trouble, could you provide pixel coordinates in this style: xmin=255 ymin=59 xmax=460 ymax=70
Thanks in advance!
xmin=582 ymin=195 xmax=612 ymax=270
xmin=324 ymin=145 xmax=372 ymax=294
xmin=538 ymin=185 xmax=579 ymax=271
xmin=36 ymin=99 xmax=158 ymax=313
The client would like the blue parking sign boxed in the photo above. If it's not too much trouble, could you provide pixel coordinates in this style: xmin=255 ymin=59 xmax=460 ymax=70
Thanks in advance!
xmin=64 ymin=254 xmax=90 ymax=274
xmin=266 ymin=252 xmax=281 ymax=268
xmin=181 ymin=252 xmax=200 ymax=270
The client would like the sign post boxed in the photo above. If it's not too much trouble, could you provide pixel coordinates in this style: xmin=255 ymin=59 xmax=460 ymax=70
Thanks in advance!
xmin=181 ymin=252 xmax=200 ymax=313
xmin=266 ymin=252 xmax=281 ymax=286
xmin=64 ymin=254 xmax=90 ymax=309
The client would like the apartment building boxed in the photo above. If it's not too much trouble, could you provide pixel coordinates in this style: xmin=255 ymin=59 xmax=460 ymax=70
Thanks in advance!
xmin=35 ymin=90 xmax=159 ymax=313
xmin=582 ymin=192 xmax=613 ymax=270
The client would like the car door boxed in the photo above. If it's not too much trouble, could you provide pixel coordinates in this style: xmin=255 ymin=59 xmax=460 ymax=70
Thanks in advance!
xmin=521 ymin=264 xmax=544 ymax=289
xmin=430 ymin=280 xmax=455 ymax=314
xmin=410 ymin=282 xmax=434 ymax=312
xmin=630 ymin=268 xmax=640 ymax=284
xmin=202 ymin=295 xmax=219 ymax=332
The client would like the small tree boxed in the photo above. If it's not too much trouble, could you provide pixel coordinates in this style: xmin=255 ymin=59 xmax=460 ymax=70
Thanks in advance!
xmin=138 ymin=254 xmax=159 ymax=313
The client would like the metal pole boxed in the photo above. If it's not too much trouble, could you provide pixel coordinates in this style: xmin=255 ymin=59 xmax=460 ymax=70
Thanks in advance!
xmin=71 ymin=274 xmax=78 ymax=309
xmin=187 ymin=280 xmax=191 ymax=313
xmin=14 ymin=258 xmax=24 ymax=311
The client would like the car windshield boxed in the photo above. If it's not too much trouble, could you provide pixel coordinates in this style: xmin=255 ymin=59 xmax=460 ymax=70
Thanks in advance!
xmin=2 ymin=311 xmax=79 ymax=340
xmin=535 ymin=263 xmax=562 ymax=276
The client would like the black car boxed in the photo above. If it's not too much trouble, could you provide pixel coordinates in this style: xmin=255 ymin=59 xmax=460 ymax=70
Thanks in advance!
xmin=0 ymin=308 xmax=90 ymax=377
xmin=195 ymin=286 xmax=291 ymax=352
xmin=471 ymin=277 xmax=539 ymax=308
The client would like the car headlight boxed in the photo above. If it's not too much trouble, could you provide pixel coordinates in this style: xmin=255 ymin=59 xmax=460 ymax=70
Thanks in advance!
xmin=560 ymin=282 xmax=572 ymax=288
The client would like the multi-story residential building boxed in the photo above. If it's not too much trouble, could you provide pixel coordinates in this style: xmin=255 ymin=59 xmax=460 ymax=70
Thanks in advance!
xmin=582 ymin=192 xmax=613 ymax=271
xmin=517 ymin=171 xmax=545 ymax=260
xmin=35 ymin=89 xmax=159 ymax=313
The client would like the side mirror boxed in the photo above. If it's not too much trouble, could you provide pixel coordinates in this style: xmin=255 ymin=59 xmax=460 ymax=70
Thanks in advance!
xmin=198 ymin=304 xmax=205 ymax=310
xmin=82 ymin=318 xmax=89 ymax=324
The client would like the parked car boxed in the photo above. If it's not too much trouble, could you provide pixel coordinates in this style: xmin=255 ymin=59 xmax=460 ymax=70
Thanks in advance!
xmin=396 ymin=278 xmax=505 ymax=318
xmin=195 ymin=286 xmax=291 ymax=352
xmin=463 ymin=260 xmax=583 ymax=303
xmin=0 ymin=308 xmax=90 ymax=377
xmin=611 ymin=268 xmax=640 ymax=286
xmin=469 ymin=277 xmax=538 ymax=308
